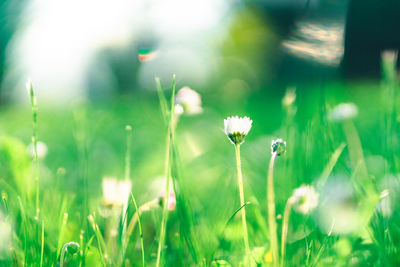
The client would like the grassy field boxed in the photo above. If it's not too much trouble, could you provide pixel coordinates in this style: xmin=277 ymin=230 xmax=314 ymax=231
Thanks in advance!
xmin=0 ymin=67 xmax=400 ymax=267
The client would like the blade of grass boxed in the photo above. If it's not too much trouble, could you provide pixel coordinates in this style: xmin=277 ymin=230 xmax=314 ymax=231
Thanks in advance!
xmin=316 ymin=142 xmax=346 ymax=188
xmin=130 ymin=192 xmax=145 ymax=267
xmin=156 ymin=75 xmax=176 ymax=267
xmin=40 ymin=220 xmax=44 ymax=267
xmin=155 ymin=77 xmax=169 ymax=124
xmin=170 ymin=143 xmax=200 ymax=264
xmin=57 ymin=213 xmax=69 ymax=258
xmin=17 ymin=196 xmax=28 ymax=266
xmin=88 ymin=215 xmax=106 ymax=267
xmin=27 ymin=80 xmax=40 ymax=221
xmin=310 ymin=220 xmax=335 ymax=267
xmin=223 ymin=202 xmax=252 ymax=231
xmin=73 ymin=107 xmax=90 ymax=244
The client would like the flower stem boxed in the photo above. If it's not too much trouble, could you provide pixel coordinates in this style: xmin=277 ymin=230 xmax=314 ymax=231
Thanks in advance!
xmin=267 ymin=152 xmax=279 ymax=266
xmin=235 ymin=144 xmax=251 ymax=266
xmin=60 ymin=243 xmax=67 ymax=267
xmin=40 ymin=220 xmax=44 ymax=267
xmin=280 ymin=198 xmax=293 ymax=267
xmin=28 ymin=81 xmax=40 ymax=220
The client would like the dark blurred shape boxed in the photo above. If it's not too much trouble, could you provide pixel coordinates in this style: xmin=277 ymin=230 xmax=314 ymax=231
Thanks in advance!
xmin=87 ymin=44 xmax=141 ymax=99
xmin=0 ymin=0 xmax=24 ymax=103
xmin=250 ymin=0 xmax=319 ymax=36
xmin=343 ymin=0 xmax=400 ymax=78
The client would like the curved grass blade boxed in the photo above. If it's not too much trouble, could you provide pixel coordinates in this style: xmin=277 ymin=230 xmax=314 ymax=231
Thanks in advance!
xmin=316 ymin=142 xmax=346 ymax=188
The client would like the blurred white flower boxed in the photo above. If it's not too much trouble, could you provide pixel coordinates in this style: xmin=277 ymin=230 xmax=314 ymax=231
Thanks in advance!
xmin=174 ymin=104 xmax=184 ymax=117
xmin=291 ymin=185 xmax=319 ymax=214
xmin=102 ymin=177 xmax=132 ymax=206
xmin=282 ymin=87 xmax=296 ymax=107
xmin=160 ymin=190 xmax=176 ymax=211
xmin=381 ymin=50 xmax=398 ymax=64
xmin=27 ymin=141 xmax=48 ymax=159
xmin=376 ymin=189 xmax=392 ymax=218
xmin=224 ymin=116 xmax=252 ymax=145
xmin=329 ymin=103 xmax=358 ymax=121
xmin=149 ymin=177 xmax=176 ymax=211
xmin=0 ymin=213 xmax=11 ymax=257
xmin=316 ymin=177 xmax=363 ymax=235
xmin=271 ymin=138 xmax=286 ymax=156
xmin=175 ymin=86 xmax=203 ymax=115
xmin=26 ymin=79 xmax=33 ymax=95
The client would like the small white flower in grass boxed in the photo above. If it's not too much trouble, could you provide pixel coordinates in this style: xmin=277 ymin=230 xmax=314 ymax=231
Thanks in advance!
xmin=291 ymin=185 xmax=319 ymax=214
xmin=271 ymin=138 xmax=286 ymax=156
xmin=27 ymin=141 xmax=48 ymax=159
xmin=329 ymin=102 xmax=358 ymax=122
xmin=224 ymin=116 xmax=253 ymax=145
xmin=102 ymin=177 xmax=132 ymax=206
xmin=175 ymin=86 xmax=203 ymax=115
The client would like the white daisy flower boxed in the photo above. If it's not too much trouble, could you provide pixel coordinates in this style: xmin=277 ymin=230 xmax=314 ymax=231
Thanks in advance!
xmin=224 ymin=116 xmax=253 ymax=145
xmin=271 ymin=138 xmax=286 ymax=156
xmin=102 ymin=177 xmax=132 ymax=206
xmin=329 ymin=102 xmax=358 ymax=121
xmin=175 ymin=86 xmax=203 ymax=115
xmin=27 ymin=141 xmax=48 ymax=159
xmin=291 ymin=185 xmax=319 ymax=215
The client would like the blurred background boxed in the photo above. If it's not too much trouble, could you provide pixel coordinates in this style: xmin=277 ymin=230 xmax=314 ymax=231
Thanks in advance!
xmin=2 ymin=0 xmax=398 ymax=103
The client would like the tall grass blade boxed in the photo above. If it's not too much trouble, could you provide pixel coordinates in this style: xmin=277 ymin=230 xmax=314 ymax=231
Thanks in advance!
xmin=156 ymin=74 xmax=176 ymax=267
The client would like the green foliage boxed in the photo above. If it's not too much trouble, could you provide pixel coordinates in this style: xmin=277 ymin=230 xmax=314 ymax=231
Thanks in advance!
xmin=0 ymin=74 xmax=400 ymax=266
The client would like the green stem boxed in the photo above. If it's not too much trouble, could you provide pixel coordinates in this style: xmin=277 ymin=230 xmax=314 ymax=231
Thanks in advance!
xmin=60 ymin=243 xmax=68 ymax=267
xmin=156 ymin=75 xmax=176 ymax=267
xmin=280 ymin=198 xmax=293 ymax=267
xmin=121 ymin=125 xmax=146 ymax=267
xmin=267 ymin=152 xmax=279 ymax=266
xmin=124 ymin=200 xmax=159 ymax=266
xmin=235 ymin=144 xmax=251 ymax=266
xmin=156 ymin=125 xmax=172 ymax=267
xmin=130 ymin=193 xmax=145 ymax=267
xmin=60 ymin=244 xmax=67 ymax=267
xmin=28 ymin=81 xmax=40 ymax=220
xmin=125 ymin=125 xmax=132 ymax=180
xmin=57 ymin=213 xmax=69 ymax=257
xmin=89 ymin=216 xmax=106 ymax=267
xmin=40 ymin=220 xmax=44 ymax=267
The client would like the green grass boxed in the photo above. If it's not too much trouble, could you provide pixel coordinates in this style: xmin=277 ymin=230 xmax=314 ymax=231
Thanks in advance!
xmin=0 ymin=72 xmax=400 ymax=266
